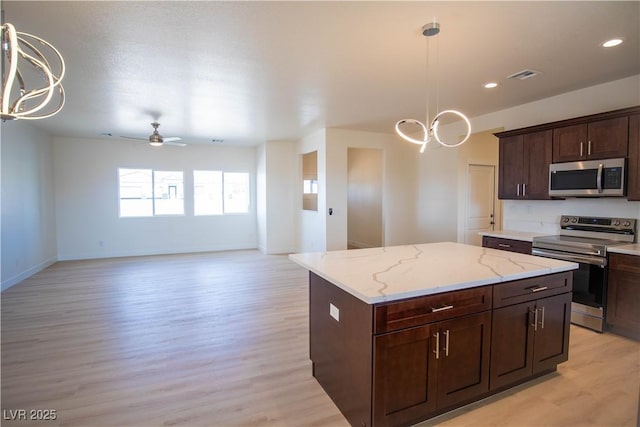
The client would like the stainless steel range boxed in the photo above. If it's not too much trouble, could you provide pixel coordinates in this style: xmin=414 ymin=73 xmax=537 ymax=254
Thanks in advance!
xmin=532 ymin=215 xmax=636 ymax=332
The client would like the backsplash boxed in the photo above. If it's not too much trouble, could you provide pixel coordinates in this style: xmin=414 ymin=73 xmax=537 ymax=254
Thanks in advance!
xmin=503 ymin=199 xmax=640 ymax=236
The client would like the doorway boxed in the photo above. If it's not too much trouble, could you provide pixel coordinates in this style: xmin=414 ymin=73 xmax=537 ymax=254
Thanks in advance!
xmin=347 ymin=148 xmax=383 ymax=249
xmin=464 ymin=164 xmax=496 ymax=246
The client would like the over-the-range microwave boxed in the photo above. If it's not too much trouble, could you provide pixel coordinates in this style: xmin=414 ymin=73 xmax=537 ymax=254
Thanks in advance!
xmin=549 ymin=157 xmax=626 ymax=197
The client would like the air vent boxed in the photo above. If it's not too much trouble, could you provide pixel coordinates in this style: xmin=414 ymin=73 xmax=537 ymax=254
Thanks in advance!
xmin=507 ymin=69 xmax=539 ymax=80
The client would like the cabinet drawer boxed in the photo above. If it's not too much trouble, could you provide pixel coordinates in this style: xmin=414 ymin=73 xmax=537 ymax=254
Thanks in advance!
xmin=374 ymin=286 xmax=492 ymax=334
xmin=610 ymin=253 xmax=640 ymax=274
xmin=482 ymin=236 xmax=532 ymax=254
xmin=493 ymin=272 xmax=573 ymax=308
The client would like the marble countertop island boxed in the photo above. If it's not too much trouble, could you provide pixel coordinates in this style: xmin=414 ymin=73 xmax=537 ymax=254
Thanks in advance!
xmin=289 ymin=242 xmax=577 ymax=304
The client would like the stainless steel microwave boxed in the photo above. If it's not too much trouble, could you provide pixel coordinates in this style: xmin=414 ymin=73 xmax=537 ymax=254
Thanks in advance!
xmin=549 ymin=158 xmax=626 ymax=197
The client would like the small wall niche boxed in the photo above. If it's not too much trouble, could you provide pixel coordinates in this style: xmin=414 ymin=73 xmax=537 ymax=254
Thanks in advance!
xmin=303 ymin=151 xmax=318 ymax=211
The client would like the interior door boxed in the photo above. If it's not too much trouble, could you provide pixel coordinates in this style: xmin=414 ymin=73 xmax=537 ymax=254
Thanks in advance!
xmin=464 ymin=164 xmax=496 ymax=246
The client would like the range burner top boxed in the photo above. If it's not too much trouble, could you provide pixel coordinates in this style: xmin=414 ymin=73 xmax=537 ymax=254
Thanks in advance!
xmin=532 ymin=215 xmax=636 ymax=257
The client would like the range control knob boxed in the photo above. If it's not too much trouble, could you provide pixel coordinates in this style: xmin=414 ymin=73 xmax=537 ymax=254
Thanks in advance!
xmin=624 ymin=221 xmax=631 ymax=227
xmin=571 ymin=218 xmax=578 ymax=223
xmin=563 ymin=217 xmax=570 ymax=223
xmin=613 ymin=220 xmax=621 ymax=226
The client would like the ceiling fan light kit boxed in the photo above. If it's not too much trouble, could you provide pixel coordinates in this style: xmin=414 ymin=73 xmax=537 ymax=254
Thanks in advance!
xmin=1 ymin=10 xmax=66 ymax=121
xmin=120 ymin=122 xmax=185 ymax=147
xmin=395 ymin=21 xmax=471 ymax=153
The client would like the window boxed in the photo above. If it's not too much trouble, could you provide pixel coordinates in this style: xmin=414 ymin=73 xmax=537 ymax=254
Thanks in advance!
xmin=118 ymin=168 xmax=184 ymax=217
xmin=153 ymin=171 xmax=184 ymax=215
xmin=119 ymin=168 xmax=153 ymax=217
xmin=194 ymin=171 xmax=250 ymax=215
xmin=194 ymin=170 xmax=223 ymax=215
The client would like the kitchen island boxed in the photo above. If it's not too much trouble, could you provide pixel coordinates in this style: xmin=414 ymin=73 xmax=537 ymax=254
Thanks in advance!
xmin=290 ymin=242 xmax=578 ymax=427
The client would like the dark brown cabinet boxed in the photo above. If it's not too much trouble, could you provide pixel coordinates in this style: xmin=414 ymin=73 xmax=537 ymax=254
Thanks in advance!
xmin=490 ymin=272 xmax=572 ymax=390
xmin=482 ymin=236 xmax=532 ymax=254
xmin=373 ymin=311 xmax=491 ymax=426
xmin=309 ymin=270 xmax=572 ymax=427
xmin=498 ymin=130 xmax=552 ymax=200
xmin=552 ymin=116 xmax=629 ymax=163
xmin=490 ymin=293 xmax=571 ymax=390
xmin=627 ymin=114 xmax=640 ymax=201
xmin=606 ymin=253 xmax=640 ymax=340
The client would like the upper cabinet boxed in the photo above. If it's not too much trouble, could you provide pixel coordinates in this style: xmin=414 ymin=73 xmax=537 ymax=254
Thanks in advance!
xmin=552 ymin=116 xmax=629 ymax=163
xmin=498 ymin=130 xmax=552 ymax=200
xmin=495 ymin=106 xmax=640 ymax=201
xmin=628 ymin=114 xmax=640 ymax=201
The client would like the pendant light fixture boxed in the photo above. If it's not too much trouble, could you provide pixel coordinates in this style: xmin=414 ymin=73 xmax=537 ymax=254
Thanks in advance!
xmin=395 ymin=21 xmax=471 ymax=153
xmin=1 ymin=10 xmax=65 ymax=121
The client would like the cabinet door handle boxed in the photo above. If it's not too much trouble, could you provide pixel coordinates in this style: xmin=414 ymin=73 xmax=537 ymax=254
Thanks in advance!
xmin=498 ymin=243 xmax=511 ymax=248
xmin=431 ymin=304 xmax=453 ymax=313
xmin=539 ymin=307 xmax=545 ymax=329
xmin=580 ymin=142 xmax=584 ymax=157
xmin=588 ymin=140 xmax=592 ymax=156
xmin=443 ymin=330 xmax=450 ymax=357
xmin=530 ymin=309 xmax=538 ymax=332
xmin=517 ymin=183 xmax=520 ymax=197
xmin=523 ymin=183 xmax=527 ymax=197
xmin=529 ymin=285 xmax=548 ymax=293
xmin=433 ymin=333 xmax=440 ymax=359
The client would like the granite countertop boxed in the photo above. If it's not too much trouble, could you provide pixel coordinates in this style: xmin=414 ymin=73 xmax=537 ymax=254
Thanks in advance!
xmin=289 ymin=242 xmax=577 ymax=304
xmin=479 ymin=230 xmax=552 ymax=242
xmin=608 ymin=244 xmax=640 ymax=256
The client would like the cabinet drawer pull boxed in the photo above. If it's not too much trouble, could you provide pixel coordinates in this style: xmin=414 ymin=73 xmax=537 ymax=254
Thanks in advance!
xmin=431 ymin=304 xmax=454 ymax=313
xmin=498 ymin=243 xmax=511 ymax=248
xmin=529 ymin=285 xmax=548 ymax=293
xmin=433 ymin=333 xmax=440 ymax=359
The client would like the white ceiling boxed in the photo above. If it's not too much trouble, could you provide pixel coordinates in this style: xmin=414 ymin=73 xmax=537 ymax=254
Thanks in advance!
xmin=4 ymin=1 xmax=639 ymax=146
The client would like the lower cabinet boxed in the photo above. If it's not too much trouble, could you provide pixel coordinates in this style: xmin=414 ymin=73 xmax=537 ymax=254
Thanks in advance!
xmin=482 ymin=236 xmax=532 ymax=254
xmin=309 ymin=271 xmax=573 ymax=427
xmin=373 ymin=311 xmax=491 ymax=426
xmin=606 ymin=253 xmax=640 ymax=340
xmin=490 ymin=293 xmax=571 ymax=390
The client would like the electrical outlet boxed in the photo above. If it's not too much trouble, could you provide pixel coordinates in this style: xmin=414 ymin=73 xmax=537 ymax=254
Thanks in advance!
xmin=329 ymin=303 xmax=340 ymax=322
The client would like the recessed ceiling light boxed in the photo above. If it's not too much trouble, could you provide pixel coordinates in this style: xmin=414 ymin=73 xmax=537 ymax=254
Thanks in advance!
xmin=602 ymin=38 xmax=623 ymax=48
xmin=484 ymin=82 xmax=498 ymax=89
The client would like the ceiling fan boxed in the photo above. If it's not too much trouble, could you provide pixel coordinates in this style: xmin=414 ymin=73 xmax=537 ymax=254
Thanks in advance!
xmin=120 ymin=122 xmax=185 ymax=147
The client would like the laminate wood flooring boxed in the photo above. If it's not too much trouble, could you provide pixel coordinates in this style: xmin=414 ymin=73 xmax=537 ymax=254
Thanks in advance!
xmin=1 ymin=250 xmax=638 ymax=426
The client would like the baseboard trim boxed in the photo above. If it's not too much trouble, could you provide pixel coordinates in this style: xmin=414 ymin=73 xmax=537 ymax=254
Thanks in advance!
xmin=1 ymin=256 xmax=57 ymax=292
xmin=57 ymin=244 xmax=259 ymax=261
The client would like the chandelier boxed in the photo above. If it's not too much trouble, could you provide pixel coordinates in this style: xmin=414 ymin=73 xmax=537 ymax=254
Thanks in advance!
xmin=395 ymin=21 xmax=471 ymax=153
xmin=1 ymin=14 xmax=65 ymax=121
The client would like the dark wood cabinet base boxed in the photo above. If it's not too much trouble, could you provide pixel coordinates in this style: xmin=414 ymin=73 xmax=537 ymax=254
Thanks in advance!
xmin=309 ymin=271 xmax=572 ymax=427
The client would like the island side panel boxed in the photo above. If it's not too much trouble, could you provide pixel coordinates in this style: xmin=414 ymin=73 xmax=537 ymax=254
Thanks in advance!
xmin=309 ymin=272 xmax=373 ymax=427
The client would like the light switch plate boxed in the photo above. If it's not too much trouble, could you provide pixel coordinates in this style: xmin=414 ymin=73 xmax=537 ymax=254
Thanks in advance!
xmin=329 ymin=303 xmax=340 ymax=322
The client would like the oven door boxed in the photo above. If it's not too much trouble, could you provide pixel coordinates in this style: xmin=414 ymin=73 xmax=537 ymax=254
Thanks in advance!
xmin=532 ymin=248 xmax=607 ymax=331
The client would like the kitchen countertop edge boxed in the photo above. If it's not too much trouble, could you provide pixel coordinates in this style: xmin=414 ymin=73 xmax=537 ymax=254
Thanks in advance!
xmin=608 ymin=244 xmax=640 ymax=256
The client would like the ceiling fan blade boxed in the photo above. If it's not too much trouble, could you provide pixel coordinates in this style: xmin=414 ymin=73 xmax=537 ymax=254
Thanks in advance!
xmin=120 ymin=135 xmax=148 ymax=141
xmin=164 ymin=141 xmax=187 ymax=147
xmin=163 ymin=137 xmax=182 ymax=142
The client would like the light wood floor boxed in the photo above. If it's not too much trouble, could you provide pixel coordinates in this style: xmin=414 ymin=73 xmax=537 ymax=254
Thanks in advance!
xmin=1 ymin=250 xmax=638 ymax=427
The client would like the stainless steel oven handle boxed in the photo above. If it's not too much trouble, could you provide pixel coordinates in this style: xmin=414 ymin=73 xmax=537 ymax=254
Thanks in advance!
xmin=531 ymin=248 xmax=606 ymax=267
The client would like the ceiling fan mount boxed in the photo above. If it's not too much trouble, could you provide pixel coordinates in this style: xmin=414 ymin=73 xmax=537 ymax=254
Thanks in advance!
xmin=120 ymin=121 xmax=185 ymax=147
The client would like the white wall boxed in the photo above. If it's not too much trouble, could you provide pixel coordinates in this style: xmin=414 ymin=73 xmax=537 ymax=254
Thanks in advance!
xmin=297 ymin=129 xmax=327 ymax=252
xmin=1 ymin=122 xmax=57 ymax=291
xmin=256 ymin=143 xmax=267 ymax=252
xmin=53 ymin=137 xmax=257 ymax=260
xmin=262 ymin=140 xmax=296 ymax=254
xmin=324 ymin=128 xmax=419 ymax=250
xmin=347 ymin=148 xmax=383 ymax=248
